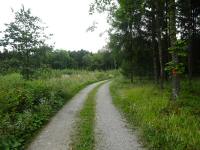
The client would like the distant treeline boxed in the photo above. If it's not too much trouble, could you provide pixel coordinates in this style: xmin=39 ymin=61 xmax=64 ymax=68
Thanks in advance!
xmin=0 ymin=48 xmax=116 ymax=74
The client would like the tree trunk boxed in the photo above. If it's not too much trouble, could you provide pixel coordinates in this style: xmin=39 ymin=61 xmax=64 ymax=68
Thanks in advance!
xmin=26 ymin=50 xmax=30 ymax=80
xmin=164 ymin=0 xmax=170 ymax=80
xmin=151 ymin=3 xmax=159 ymax=84
xmin=154 ymin=1 xmax=164 ymax=89
xmin=130 ymin=71 xmax=133 ymax=83
xmin=187 ymin=0 xmax=193 ymax=82
xmin=114 ymin=58 xmax=117 ymax=70
xmin=188 ymin=40 xmax=192 ymax=81
xmin=169 ymin=0 xmax=180 ymax=100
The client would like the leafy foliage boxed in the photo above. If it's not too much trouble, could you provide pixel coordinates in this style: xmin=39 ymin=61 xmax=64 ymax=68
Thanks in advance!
xmin=0 ymin=48 xmax=116 ymax=75
xmin=165 ymin=40 xmax=187 ymax=75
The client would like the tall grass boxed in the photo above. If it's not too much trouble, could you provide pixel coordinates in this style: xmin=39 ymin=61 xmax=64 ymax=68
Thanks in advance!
xmin=0 ymin=70 xmax=113 ymax=150
xmin=110 ymin=76 xmax=200 ymax=150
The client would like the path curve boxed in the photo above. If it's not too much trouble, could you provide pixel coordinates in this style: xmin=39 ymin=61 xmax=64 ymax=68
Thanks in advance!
xmin=95 ymin=82 xmax=144 ymax=150
xmin=27 ymin=81 xmax=102 ymax=150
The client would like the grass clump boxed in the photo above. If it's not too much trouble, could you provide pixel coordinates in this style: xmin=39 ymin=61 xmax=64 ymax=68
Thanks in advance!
xmin=71 ymin=82 xmax=105 ymax=150
xmin=110 ymin=77 xmax=200 ymax=150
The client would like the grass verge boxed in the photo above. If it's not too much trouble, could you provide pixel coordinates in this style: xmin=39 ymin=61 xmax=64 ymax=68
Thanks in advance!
xmin=71 ymin=81 xmax=105 ymax=150
xmin=110 ymin=77 xmax=200 ymax=150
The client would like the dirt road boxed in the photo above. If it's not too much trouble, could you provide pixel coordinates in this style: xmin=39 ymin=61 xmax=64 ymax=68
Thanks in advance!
xmin=27 ymin=81 xmax=144 ymax=150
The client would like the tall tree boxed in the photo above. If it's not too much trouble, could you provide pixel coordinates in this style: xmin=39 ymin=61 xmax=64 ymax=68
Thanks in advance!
xmin=150 ymin=0 xmax=165 ymax=87
xmin=169 ymin=0 xmax=180 ymax=100
xmin=150 ymin=2 xmax=159 ymax=84
xmin=0 ymin=6 xmax=51 ymax=79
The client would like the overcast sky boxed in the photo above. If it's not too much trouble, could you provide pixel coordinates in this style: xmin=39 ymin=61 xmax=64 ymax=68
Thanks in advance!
xmin=0 ymin=0 xmax=110 ymax=52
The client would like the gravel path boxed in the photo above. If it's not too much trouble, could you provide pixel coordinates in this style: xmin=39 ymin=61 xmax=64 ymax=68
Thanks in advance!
xmin=95 ymin=82 xmax=144 ymax=150
xmin=27 ymin=81 xmax=102 ymax=150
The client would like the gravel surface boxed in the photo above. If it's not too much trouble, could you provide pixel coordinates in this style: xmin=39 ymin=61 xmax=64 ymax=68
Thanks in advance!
xmin=27 ymin=82 xmax=102 ymax=150
xmin=95 ymin=82 xmax=144 ymax=150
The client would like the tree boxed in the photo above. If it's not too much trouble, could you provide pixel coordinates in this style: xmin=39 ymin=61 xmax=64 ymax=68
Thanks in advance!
xmin=0 ymin=5 xmax=52 ymax=79
xmin=150 ymin=1 xmax=159 ymax=84
xmin=169 ymin=0 xmax=180 ymax=100
xmin=48 ymin=50 xmax=73 ymax=69
xmin=154 ymin=0 xmax=165 ymax=89
xmin=91 ymin=0 xmax=200 ymax=97
xmin=177 ymin=0 xmax=200 ymax=80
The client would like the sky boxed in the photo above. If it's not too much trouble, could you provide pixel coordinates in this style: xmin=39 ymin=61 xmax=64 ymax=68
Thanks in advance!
xmin=0 ymin=0 xmax=110 ymax=52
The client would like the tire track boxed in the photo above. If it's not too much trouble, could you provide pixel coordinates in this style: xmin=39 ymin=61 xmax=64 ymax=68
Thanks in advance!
xmin=95 ymin=82 xmax=144 ymax=150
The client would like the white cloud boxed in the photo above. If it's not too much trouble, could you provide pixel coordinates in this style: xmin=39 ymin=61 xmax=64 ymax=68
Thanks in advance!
xmin=0 ymin=0 xmax=110 ymax=52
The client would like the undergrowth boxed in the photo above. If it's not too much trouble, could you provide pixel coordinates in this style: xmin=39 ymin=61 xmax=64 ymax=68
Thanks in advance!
xmin=0 ymin=70 xmax=112 ymax=150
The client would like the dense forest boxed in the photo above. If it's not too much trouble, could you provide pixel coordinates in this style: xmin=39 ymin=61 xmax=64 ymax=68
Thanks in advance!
xmin=90 ymin=0 xmax=200 ymax=99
